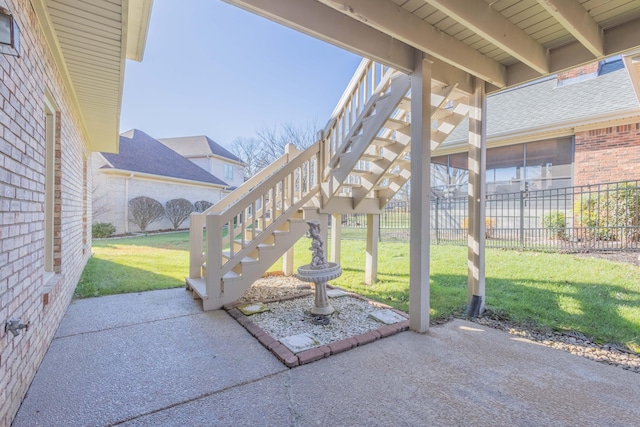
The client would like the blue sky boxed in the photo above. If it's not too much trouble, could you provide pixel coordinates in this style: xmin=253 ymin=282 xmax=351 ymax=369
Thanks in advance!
xmin=119 ymin=0 xmax=361 ymax=147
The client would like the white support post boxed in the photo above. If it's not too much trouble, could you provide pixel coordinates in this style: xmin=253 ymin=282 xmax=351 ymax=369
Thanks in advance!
xmin=409 ymin=52 xmax=432 ymax=333
xmin=206 ymin=213 xmax=223 ymax=300
xmin=365 ymin=213 xmax=379 ymax=285
xmin=283 ymin=247 xmax=294 ymax=276
xmin=330 ymin=213 xmax=342 ymax=263
xmin=189 ymin=213 xmax=206 ymax=278
xmin=467 ymin=76 xmax=487 ymax=315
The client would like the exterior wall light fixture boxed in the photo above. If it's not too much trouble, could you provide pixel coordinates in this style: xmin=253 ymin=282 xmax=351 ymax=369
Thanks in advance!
xmin=0 ymin=1 xmax=21 ymax=57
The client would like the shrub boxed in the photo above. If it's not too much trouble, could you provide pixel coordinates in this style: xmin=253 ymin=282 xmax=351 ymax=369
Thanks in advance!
xmin=574 ymin=183 xmax=640 ymax=242
xmin=92 ymin=222 xmax=116 ymax=238
xmin=194 ymin=200 xmax=213 ymax=213
xmin=129 ymin=196 xmax=165 ymax=232
xmin=542 ymin=211 xmax=566 ymax=239
xmin=462 ymin=217 xmax=496 ymax=238
xmin=165 ymin=198 xmax=194 ymax=229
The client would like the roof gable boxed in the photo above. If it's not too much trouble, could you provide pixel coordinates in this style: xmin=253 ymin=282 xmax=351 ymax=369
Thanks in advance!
xmin=157 ymin=136 xmax=243 ymax=163
xmin=101 ymin=130 xmax=228 ymax=186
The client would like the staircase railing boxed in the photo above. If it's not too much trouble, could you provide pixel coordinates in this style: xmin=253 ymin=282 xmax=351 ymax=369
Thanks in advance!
xmin=189 ymin=142 xmax=321 ymax=287
xmin=318 ymin=58 xmax=397 ymax=178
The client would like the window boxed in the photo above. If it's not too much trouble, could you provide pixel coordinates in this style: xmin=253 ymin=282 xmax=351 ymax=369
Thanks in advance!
xmin=43 ymin=94 xmax=57 ymax=279
xmin=430 ymin=137 xmax=573 ymax=195
xmin=224 ymin=163 xmax=234 ymax=181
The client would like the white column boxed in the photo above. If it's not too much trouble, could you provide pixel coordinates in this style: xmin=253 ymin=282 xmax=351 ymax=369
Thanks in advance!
xmin=283 ymin=247 xmax=294 ymax=276
xmin=365 ymin=213 xmax=379 ymax=285
xmin=467 ymin=76 xmax=487 ymax=315
xmin=330 ymin=213 xmax=342 ymax=263
xmin=409 ymin=52 xmax=432 ymax=333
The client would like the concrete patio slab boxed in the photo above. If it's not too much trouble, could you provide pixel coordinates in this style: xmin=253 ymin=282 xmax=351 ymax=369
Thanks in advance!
xmin=13 ymin=291 xmax=286 ymax=427
xmin=13 ymin=289 xmax=640 ymax=426
xmin=55 ymin=287 xmax=203 ymax=337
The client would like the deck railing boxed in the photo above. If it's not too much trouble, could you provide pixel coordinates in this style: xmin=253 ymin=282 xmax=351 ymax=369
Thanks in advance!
xmin=189 ymin=142 xmax=321 ymax=286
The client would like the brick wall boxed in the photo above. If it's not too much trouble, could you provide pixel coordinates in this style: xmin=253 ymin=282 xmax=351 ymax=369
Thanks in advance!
xmin=574 ymin=123 xmax=640 ymax=186
xmin=0 ymin=1 xmax=92 ymax=425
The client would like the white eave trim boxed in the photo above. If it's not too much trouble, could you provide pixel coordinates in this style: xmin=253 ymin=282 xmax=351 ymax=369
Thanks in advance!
xmin=126 ymin=0 xmax=154 ymax=61
xmin=99 ymin=168 xmax=227 ymax=189
xmin=435 ymin=108 xmax=640 ymax=155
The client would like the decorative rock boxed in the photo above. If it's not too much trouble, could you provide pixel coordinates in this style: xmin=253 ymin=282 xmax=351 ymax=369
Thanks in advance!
xmin=237 ymin=303 xmax=270 ymax=315
xmin=280 ymin=333 xmax=321 ymax=353
xmin=369 ymin=308 xmax=408 ymax=325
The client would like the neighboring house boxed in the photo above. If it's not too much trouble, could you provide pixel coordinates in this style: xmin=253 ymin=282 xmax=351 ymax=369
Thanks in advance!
xmin=93 ymin=130 xmax=230 ymax=234
xmin=432 ymin=58 xmax=640 ymax=197
xmin=0 ymin=1 xmax=151 ymax=425
xmin=158 ymin=135 xmax=245 ymax=189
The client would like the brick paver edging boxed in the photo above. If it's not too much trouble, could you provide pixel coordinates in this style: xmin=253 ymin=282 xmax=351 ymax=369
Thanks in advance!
xmin=223 ymin=289 xmax=410 ymax=368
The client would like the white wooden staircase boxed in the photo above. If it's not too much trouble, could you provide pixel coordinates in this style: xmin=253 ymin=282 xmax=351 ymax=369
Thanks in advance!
xmin=187 ymin=58 xmax=471 ymax=310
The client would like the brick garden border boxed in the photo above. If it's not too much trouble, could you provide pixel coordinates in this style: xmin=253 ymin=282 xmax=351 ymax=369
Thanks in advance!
xmin=223 ymin=287 xmax=410 ymax=368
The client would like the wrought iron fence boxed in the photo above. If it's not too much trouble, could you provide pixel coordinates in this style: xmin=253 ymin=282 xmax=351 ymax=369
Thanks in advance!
xmin=340 ymin=180 xmax=640 ymax=252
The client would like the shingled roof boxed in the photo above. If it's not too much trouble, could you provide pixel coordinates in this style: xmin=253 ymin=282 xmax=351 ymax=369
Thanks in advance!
xmin=443 ymin=59 xmax=640 ymax=146
xmin=101 ymin=130 xmax=228 ymax=186
xmin=157 ymin=135 xmax=243 ymax=163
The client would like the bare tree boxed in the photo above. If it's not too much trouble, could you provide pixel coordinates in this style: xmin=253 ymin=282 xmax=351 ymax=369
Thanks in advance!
xmin=128 ymin=196 xmax=165 ymax=232
xmin=92 ymin=184 xmax=110 ymax=221
xmin=165 ymin=198 xmax=194 ymax=229
xmin=230 ymin=137 xmax=262 ymax=181
xmin=231 ymin=121 xmax=320 ymax=180
xmin=194 ymin=200 xmax=213 ymax=213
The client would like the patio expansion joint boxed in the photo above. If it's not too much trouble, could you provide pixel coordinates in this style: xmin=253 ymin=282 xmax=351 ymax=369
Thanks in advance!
xmin=106 ymin=370 xmax=288 ymax=426
xmin=54 ymin=312 xmax=204 ymax=340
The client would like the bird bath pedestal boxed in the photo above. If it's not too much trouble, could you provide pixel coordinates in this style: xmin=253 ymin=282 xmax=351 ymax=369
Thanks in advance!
xmin=297 ymin=220 xmax=342 ymax=315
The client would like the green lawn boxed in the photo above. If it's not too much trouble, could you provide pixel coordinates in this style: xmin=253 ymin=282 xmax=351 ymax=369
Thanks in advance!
xmin=78 ymin=231 xmax=640 ymax=352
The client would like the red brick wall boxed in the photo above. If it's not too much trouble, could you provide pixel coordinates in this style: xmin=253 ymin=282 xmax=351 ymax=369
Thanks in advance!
xmin=574 ymin=123 xmax=640 ymax=186
xmin=0 ymin=0 xmax=92 ymax=424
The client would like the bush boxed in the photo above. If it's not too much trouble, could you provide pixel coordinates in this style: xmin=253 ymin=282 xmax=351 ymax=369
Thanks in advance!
xmin=165 ymin=198 xmax=194 ymax=229
xmin=129 ymin=196 xmax=165 ymax=232
xmin=194 ymin=200 xmax=213 ymax=213
xmin=462 ymin=217 xmax=496 ymax=238
xmin=542 ymin=211 xmax=566 ymax=239
xmin=574 ymin=183 xmax=640 ymax=242
xmin=92 ymin=222 xmax=116 ymax=238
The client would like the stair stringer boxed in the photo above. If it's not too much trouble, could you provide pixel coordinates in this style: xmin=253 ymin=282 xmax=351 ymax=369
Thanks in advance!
xmin=321 ymin=73 xmax=412 ymax=202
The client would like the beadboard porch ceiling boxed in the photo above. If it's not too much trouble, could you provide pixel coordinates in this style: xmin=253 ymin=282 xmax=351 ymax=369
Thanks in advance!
xmin=223 ymin=0 xmax=640 ymax=96
xmin=32 ymin=0 xmax=153 ymax=153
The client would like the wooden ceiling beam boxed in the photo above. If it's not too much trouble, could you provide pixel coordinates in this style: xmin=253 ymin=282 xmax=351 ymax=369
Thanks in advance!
xmin=317 ymin=0 xmax=506 ymax=87
xmin=426 ymin=0 xmax=549 ymax=74
xmin=222 ymin=0 xmax=414 ymax=73
xmin=537 ymin=0 xmax=603 ymax=58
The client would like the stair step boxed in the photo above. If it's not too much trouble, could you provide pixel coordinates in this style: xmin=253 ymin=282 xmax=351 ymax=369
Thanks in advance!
xmin=223 ymin=271 xmax=240 ymax=280
xmin=397 ymin=96 xmax=411 ymax=111
xmin=360 ymin=153 xmax=383 ymax=161
xmin=385 ymin=118 xmax=411 ymax=135
xmin=222 ymin=251 xmax=257 ymax=263
xmin=351 ymin=168 xmax=373 ymax=175
xmin=371 ymin=137 xmax=397 ymax=147
xmin=186 ymin=277 xmax=207 ymax=300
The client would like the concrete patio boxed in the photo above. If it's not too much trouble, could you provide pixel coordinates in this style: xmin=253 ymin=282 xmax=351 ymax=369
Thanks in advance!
xmin=13 ymin=288 xmax=640 ymax=426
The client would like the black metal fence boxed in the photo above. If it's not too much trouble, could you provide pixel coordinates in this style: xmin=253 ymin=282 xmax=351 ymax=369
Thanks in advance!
xmin=340 ymin=180 xmax=640 ymax=252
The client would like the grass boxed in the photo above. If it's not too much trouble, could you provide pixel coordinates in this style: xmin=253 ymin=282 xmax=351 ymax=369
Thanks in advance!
xmin=78 ymin=232 xmax=640 ymax=351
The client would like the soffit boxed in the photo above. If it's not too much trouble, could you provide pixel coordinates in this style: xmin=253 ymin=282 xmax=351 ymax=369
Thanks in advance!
xmin=223 ymin=0 xmax=640 ymax=93
xmin=33 ymin=0 xmax=152 ymax=153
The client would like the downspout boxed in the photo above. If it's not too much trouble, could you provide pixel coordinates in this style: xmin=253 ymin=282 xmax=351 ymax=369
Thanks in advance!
xmin=124 ymin=174 xmax=134 ymax=233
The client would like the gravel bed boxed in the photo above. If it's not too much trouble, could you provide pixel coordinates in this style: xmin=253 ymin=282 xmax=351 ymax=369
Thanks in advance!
xmin=239 ymin=275 xmax=640 ymax=373
xmin=473 ymin=312 xmax=640 ymax=374
xmin=247 ymin=294 xmax=388 ymax=346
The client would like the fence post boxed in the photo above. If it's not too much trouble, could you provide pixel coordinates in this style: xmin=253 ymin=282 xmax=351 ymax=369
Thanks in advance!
xmin=434 ymin=197 xmax=439 ymax=245
xmin=519 ymin=191 xmax=525 ymax=251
